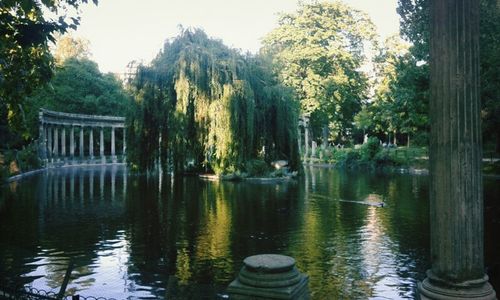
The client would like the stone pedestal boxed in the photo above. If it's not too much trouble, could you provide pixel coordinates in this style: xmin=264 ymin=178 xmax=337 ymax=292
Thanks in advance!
xmin=418 ymin=0 xmax=496 ymax=299
xmin=227 ymin=254 xmax=309 ymax=299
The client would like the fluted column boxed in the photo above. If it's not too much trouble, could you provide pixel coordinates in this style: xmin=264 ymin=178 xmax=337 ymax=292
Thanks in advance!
xmin=80 ymin=126 xmax=84 ymax=159
xmin=70 ymin=126 xmax=75 ymax=160
xmin=53 ymin=126 xmax=59 ymax=158
xmin=47 ymin=125 xmax=52 ymax=160
xmin=304 ymin=121 xmax=309 ymax=161
xmin=89 ymin=128 xmax=94 ymax=160
xmin=418 ymin=0 xmax=496 ymax=299
xmin=111 ymin=126 xmax=116 ymax=162
xmin=61 ymin=127 xmax=66 ymax=158
xmin=100 ymin=127 xmax=105 ymax=163
xmin=122 ymin=127 xmax=126 ymax=162
xmin=39 ymin=119 xmax=47 ymax=161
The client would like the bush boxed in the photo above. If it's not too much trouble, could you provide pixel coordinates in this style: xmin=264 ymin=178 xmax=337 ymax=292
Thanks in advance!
xmin=360 ymin=137 xmax=380 ymax=161
xmin=245 ymin=159 xmax=270 ymax=177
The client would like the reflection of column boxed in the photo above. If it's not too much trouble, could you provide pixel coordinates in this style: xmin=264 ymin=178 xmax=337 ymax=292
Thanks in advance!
xmin=61 ymin=176 xmax=66 ymax=209
xmin=100 ymin=166 xmax=105 ymax=200
xmin=70 ymin=126 xmax=75 ymax=160
xmin=61 ymin=127 xmax=66 ymax=159
xmin=89 ymin=128 xmax=94 ymax=160
xmin=89 ymin=168 xmax=94 ymax=201
xmin=111 ymin=127 xmax=116 ymax=162
xmin=53 ymin=126 xmax=59 ymax=158
xmin=418 ymin=1 xmax=496 ymax=299
xmin=123 ymin=167 xmax=127 ymax=197
xmin=111 ymin=165 xmax=116 ymax=201
xmin=123 ymin=127 xmax=126 ymax=162
xmin=80 ymin=126 xmax=84 ymax=159
xmin=100 ymin=127 xmax=105 ymax=163
xmin=54 ymin=174 xmax=59 ymax=203
xmin=79 ymin=173 xmax=84 ymax=203
xmin=70 ymin=169 xmax=75 ymax=202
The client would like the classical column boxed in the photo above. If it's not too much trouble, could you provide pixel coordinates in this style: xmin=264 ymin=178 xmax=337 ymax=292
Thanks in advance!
xmin=70 ymin=126 xmax=75 ymax=159
xmin=39 ymin=119 xmax=47 ymax=161
xmin=111 ymin=126 xmax=116 ymax=162
xmin=122 ymin=127 xmax=126 ymax=162
xmin=80 ymin=126 xmax=84 ymax=159
xmin=304 ymin=121 xmax=309 ymax=161
xmin=53 ymin=126 xmax=59 ymax=158
xmin=418 ymin=0 xmax=496 ymax=299
xmin=89 ymin=127 xmax=94 ymax=160
xmin=61 ymin=127 xmax=66 ymax=158
xmin=47 ymin=125 xmax=52 ymax=160
xmin=298 ymin=123 xmax=302 ymax=156
xmin=100 ymin=127 xmax=105 ymax=162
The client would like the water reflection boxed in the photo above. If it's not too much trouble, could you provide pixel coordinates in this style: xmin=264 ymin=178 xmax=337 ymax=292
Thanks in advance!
xmin=0 ymin=166 xmax=497 ymax=299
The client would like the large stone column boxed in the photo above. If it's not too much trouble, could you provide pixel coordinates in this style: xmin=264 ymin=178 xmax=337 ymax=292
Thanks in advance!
xmin=304 ymin=121 xmax=309 ymax=161
xmin=47 ymin=125 xmax=52 ymax=160
xmin=53 ymin=126 xmax=59 ymax=158
xmin=100 ymin=127 xmax=105 ymax=163
xmin=61 ymin=127 xmax=66 ymax=158
xmin=89 ymin=128 xmax=94 ymax=160
xmin=418 ymin=0 xmax=496 ymax=299
xmin=70 ymin=126 xmax=75 ymax=159
xmin=122 ymin=127 xmax=126 ymax=162
xmin=80 ymin=126 xmax=84 ymax=159
xmin=39 ymin=119 xmax=47 ymax=161
xmin=111 ymin=126 xmax=116 ymax=162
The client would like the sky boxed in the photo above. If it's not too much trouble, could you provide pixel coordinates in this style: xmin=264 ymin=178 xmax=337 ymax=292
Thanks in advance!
xmin=72 ymin=0 xmax=400 ymax=74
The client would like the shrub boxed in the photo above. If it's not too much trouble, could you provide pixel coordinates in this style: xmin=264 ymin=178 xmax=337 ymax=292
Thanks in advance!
xmin=245 ymin=159 xmax=269 ymax=177
xmin=360 ymin=137 xmax=381 ymax=161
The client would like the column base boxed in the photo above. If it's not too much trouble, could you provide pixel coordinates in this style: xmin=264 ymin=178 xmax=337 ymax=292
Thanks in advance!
xmin=418 ymin=271 xmax=496 ymax=300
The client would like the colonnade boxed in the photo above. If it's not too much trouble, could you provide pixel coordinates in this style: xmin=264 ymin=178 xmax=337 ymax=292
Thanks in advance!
xmin=39 ymin=109 xmax=126 ymax=166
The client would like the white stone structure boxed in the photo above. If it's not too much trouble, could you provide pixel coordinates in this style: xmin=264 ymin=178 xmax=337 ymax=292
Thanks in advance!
xmin=39 ymin=109 xmax=126 ymax=166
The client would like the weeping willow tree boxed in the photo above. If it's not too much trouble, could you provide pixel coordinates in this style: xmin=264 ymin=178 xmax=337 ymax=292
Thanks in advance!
xmin=127 ymin=29 xmax=300 ymax=175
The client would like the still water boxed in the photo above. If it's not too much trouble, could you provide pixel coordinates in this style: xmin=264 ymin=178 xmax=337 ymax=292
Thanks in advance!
xmin=0 ymin=165 xmax=498 ymax=299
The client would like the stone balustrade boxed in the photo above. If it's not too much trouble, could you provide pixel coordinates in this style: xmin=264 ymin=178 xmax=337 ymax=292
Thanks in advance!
xmin=39 ymin=109 xmax=126 ymax=166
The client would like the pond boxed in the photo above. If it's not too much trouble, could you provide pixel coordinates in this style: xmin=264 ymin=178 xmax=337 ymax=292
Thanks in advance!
xmin=0 ymin=165 xmax=498 ymax=299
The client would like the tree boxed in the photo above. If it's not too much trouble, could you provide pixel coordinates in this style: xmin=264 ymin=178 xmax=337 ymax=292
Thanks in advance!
xmin=23 ymin=58 xmax=129 ymax=140
xmin=371 ymin=35 xmax=428 ymax=146
xmin=128 ymin=29 xmax=300 ymax=174
xmin=262 ymin=1 xmax=377 ymax=144
xmin=53 ymin=35 xmax=91 ymax=64
xmin=0 ymin=0 xmax=97 ymax=134
xmin=397 ymin=0 xmax=500 ymax=151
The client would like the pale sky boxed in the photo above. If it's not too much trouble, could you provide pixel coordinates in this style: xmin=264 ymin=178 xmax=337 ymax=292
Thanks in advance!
xmin=72 ymin=0 xmax=400 ymax=74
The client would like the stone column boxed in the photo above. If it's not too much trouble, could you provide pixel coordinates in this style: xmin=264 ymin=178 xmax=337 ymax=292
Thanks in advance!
xmin=298 ymin=123 xmax=302 ymax=156
xmin=111 ymin=126 xmax=116 ymax=162
xmin=47 ymin=125 xmax=52 ymax=160
xmin=89 ymin=127 xmax=94 ymax=160
xmin=304 ymin=121 xmax=309 ymax=161
xmin=39 ymin=119 xmax=47 ymax=161
xmin=122 ymin=127 xmax=126 ymax=162
xmin=418 ymin=0 xmax=496 ymax=299
xmin=53 ymin=126 xmax=59 ymax=158
xmin=70 ymin=126 xmax=75 ymax=159
xmin=100 ymin=127 xmax=105 ymax=162
xmin=80 ymin=126 xmax=84 ymax=159
xmin=61 ymin=127 xmax=66 ymax=158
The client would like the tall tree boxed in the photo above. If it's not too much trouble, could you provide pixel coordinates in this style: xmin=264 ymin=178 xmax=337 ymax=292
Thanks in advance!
xmin=262 ymin=1 xmax=377 ymax=144
xmin=0 ymin=0 xmax=97 ymax=133
xmin=128 ymin=29 xmax=300 ymax=174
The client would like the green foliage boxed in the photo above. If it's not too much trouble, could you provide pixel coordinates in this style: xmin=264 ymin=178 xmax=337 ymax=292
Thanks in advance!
xmin=397 ymin=0 xmax=500 ymax=151
xmin=360 ymin=137 xmax=381 ymax=161
xmin=0 ymin=0 xmax=98 ymax=131
xmin=262 ymin=1 xmax=377 ymax=143
xmin=23 ymin=58 xmax=129 ymax=140
xmin=128 ymin=29 xmax=300 ymax=174
xmin=245 ymin=159 xmax=269 ymax=177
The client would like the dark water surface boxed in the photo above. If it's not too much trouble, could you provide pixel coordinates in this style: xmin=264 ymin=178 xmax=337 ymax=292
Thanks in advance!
xmin=0 ymin=165 xmax=498 ymax=299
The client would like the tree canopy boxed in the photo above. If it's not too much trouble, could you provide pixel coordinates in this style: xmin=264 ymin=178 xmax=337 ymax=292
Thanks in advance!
xmin=262 ymin=1 xmax=377 ymax=144
xmin=127 ymin=29 xmax=300 ymax=174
